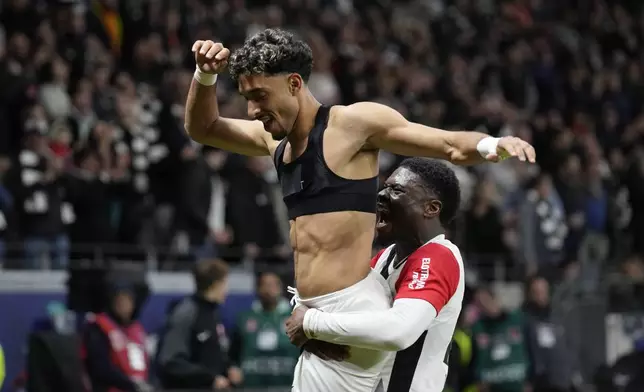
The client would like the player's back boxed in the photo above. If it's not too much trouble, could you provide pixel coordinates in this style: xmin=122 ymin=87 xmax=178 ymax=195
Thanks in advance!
xmin=373 ymin=235 xmax=465 ymax=392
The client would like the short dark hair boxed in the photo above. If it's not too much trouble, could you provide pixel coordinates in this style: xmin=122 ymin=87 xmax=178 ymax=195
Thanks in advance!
xmin=398 ymin=157 xmax=461 ymax=225
xmin=193 ymin=259 xmax=229 ymax=293
xmin=255 ymin=270 xmax=281 ymax=289
xmin=228 ymin=28 xmax=313 ymax=82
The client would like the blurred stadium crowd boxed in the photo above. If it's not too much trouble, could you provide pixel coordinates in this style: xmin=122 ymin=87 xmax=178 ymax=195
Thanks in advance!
xmin=1 ymin=0 xmax=644 ymax=391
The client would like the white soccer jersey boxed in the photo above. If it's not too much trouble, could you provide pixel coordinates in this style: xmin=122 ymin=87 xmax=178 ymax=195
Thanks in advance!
xmin=370 ymin=234 xmax=465 ymax=392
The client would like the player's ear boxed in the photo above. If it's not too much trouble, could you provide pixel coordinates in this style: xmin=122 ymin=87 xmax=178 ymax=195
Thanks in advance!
xmin=424 ymin=200 xmax=441 ymax=219
xmin=287 ymin=74 xmax=302 ymax=95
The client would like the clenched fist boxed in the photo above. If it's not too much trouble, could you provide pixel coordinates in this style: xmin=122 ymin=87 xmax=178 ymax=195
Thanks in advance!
xmin=192 ymin=40 xmax=230 ymax=74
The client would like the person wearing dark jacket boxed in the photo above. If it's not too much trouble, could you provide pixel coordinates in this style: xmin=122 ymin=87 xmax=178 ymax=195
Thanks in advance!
xmin=595 ymin=342 xmax=644 ymax=392
xmin=523 ymin=276 xmax=582 ymax=392
xmin=82 ymin=283 xmax=152 ymax=392
xmin=156 ymin=258 xmax=239 ymax=390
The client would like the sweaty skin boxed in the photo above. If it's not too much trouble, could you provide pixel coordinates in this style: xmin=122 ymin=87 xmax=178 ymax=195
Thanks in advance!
xmin=185 ymin=41 xmax=536 ymax=298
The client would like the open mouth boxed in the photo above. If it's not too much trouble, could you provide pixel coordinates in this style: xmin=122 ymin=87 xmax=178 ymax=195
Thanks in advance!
xmin=257 ymin=114 xmax=273 ymax=126
xmin=376 ymin=203 xmax=391 ymax=230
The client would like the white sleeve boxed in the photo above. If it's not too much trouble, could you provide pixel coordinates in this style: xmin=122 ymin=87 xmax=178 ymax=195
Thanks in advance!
xmin=303 ymin=298 xmax=437 ymax=351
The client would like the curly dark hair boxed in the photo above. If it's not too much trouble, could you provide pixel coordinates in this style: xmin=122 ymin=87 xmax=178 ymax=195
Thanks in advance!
xmin=228 ymin=28 xmax=313 ymax=82
xmin=399 ymin=157 xmax=461 ymax=225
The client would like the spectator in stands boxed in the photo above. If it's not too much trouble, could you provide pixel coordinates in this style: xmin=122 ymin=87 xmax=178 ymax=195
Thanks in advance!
xmin=596 ymin=339 xmax=644 ymax=392
xmin=7 ymin=105 xmax=69 ymax=269
xmin=523 ymin=276 xmax=582 ymax=392
xmin=229 ymin=271 xmax=299 ymax=388
xmin=38 ymin=55 xmax=72 ymax=121
xmin=82 ymin=282 xmax=152 ymax=392
xmin=65 ymin=148 xmax=117 ymax=261
xmin=175 ymin=146 xmax=234 ymax=262
xmin=471 ymin=286 xmax=531 ymax=392
xmin=109 ymin=92 xmax=158 ymax=258
xmin=608 ymin=254 xmax=644 ymax=312
xmin=148 ymin=69 xmax=197 ymax=250
xmin=519 ymin=173 xmax=567 ymax=279
xmin=156 ymin=259 xmax=236 ymax=390
xmin=67 ymin=79 xmax=97 ymax=147
xmin=226 ymin=156 xmax=291 ymax=263
xmin=465 ymin=178 xmax=508 ymax=281
xmin=0 ymin=156 xmax=12 ymax=263
xmin=626 ymin=147 xmax=644 ymax=254
xmin=554 ymin=154 xmax=587 ymax=260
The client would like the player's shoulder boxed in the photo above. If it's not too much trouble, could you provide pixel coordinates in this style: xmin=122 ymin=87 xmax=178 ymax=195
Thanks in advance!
xmin=414 ymin=236 xmax=463 ymax=266
xmin=340 ymin=101 xmax=384 ymax=117
xmin=333 ymin=102 xmax=400 ymax=129
xmin=168 ymin=297 xmax=199 ymax=323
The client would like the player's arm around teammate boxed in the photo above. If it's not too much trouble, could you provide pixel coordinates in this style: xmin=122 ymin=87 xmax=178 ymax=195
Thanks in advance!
xmin=286 ymin=244 xmax=460 ymax=352
xmin=343 ymin=102 xmax=536 ymax=165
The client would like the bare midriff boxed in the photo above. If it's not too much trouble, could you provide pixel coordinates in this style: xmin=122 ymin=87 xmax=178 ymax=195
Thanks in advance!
xmin=290 ymin=210 xmax=376 ymax=298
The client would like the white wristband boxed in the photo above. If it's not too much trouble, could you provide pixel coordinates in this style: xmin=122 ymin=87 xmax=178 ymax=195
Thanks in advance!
xmin=194 ymin=66 xmax=217 ymax=86
xmin=476 ymin=136 xmax=500 ymax=158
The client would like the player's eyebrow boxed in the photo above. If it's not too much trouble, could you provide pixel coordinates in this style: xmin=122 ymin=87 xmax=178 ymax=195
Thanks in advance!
xmin=239 ymin=88 xmax=266 ymax=97
xmin=384 ymin=181 xmax=405 ymax=189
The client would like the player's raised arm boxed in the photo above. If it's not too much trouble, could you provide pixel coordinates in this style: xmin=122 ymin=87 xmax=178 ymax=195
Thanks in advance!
xmin=184 ymin=40 xmax=273 ymax=157
xmin=347 ymin=102 xmax=535 ymax=165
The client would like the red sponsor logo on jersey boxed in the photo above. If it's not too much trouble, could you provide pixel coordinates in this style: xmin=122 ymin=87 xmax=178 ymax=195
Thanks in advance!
xmin=508 ymin=327 xmax=522 ymax=343
xmin=246 ymin=318 xmax=257 ymax=333
xmin=408 ymin=258 xmax=431 ymax=290
xmin=476 ymin=333 xmax=490 ymax=348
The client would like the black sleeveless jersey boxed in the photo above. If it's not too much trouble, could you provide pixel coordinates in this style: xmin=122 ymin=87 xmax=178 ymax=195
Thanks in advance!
xmin=272 ymin=105 xmax=378 ymax=220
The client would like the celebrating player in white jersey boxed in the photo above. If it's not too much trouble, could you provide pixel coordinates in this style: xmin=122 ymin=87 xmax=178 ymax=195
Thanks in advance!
xmin=286 ymin=157 xmax=465 ymax=392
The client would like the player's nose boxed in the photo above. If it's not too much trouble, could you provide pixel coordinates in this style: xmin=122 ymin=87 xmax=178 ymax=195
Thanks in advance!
xmin=377 ymin=190 xmax=389 ymax=203
xmin=247 ymin=102 xmax=261 ymax=119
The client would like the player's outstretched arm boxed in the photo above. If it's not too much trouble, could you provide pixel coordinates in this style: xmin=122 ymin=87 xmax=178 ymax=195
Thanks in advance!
xmin=185 ymin=40 xmax=274 ymax=157
xmin=346 ymin=102 xmax=535 ymax=165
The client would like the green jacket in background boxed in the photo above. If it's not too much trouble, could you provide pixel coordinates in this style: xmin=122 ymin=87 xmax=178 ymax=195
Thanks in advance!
xmin=0 ymin=343 xmax=5 ymax=390
xmin=472 ymin=310 xmax=530 ymax=392
xmin=230 ymin=299 xmax=300 ymax=388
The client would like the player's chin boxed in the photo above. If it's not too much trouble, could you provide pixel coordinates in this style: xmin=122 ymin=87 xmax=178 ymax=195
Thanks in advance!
xmin=270 ymin=129 xmax=287 ymax=141
xmin=375 ymin=221 xmax=393 ymax=241
xmin=264 ymin=122 xmax=287 ymax=140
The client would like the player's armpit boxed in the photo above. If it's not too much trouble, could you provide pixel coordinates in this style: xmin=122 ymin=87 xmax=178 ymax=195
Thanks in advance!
xmin=344 ymin=102 xmax=488 ymax=164
xmin=186 ymin=117 xmax=276 ymax=157
xmin=395 ymin=243 xmax=461 ymax=313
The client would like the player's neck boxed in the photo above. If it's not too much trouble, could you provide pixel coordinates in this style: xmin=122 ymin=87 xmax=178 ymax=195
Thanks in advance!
xmin=287 ymin=91 xmax=321 ymax=147
xmin=395 ymin=226 xmax=444 ymax=260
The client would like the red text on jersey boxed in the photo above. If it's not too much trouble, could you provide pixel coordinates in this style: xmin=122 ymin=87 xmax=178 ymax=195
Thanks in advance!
xmin=395 ymin=243 xmax=460 ymax=313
